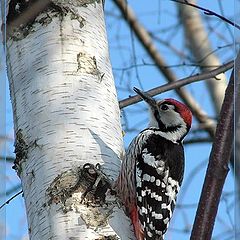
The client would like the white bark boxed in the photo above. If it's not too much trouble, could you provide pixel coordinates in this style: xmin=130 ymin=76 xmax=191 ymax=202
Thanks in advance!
xmin=178 ymin=0 xmax=227 ymax=114
xmin=0 ymin=8 xmax=6 ymax=240
xmin=5 ymin=1 xmax=134 ymax=239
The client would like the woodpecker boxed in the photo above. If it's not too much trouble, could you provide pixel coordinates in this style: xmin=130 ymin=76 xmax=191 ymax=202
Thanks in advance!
xmin=116 ymin=87 xmax=192 ymax=240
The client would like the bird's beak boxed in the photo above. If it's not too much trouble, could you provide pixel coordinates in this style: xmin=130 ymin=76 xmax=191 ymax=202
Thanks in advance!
xmin=133 ymin=87 xmax=157 ymax=109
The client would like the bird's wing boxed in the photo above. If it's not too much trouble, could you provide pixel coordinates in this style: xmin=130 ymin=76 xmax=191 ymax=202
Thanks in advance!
xmin=135 ymin=133 xmax=184 ymax=239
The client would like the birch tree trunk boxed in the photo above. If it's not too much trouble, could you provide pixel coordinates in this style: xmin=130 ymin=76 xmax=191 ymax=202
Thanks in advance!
xmin=3 ymin=0 xmax=134 ymax=239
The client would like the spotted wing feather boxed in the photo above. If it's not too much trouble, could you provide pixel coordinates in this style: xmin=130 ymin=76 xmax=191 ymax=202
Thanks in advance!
xmin=116 ymin=129 xmax=184 ymax=240
xmin=136 ymin=132 xmax=184 ymax=239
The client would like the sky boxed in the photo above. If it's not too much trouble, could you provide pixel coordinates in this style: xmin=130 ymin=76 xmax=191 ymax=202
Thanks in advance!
xmin=0 ymin=1 xmax=238 ymax=240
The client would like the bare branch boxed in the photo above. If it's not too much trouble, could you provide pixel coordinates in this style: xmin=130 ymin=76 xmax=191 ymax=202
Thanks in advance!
xmin=190 ymin=53 xmax=239 ymax=240
xmin=119 ymin=60 xmax=233 ymax=108
xmin=178 ymin=0 xmax=227 ymax=114
xmin=1 ymin=156 xmax=15 ymax=162
xmin=0 ymin=190 xmax=23 ymax=210
xmin=0 ymin=135 xmax=13 ymax=142
xmin=177 ymin=1 xmax=239 ymax=194
xmin=113 ymin=0 xmax=226 ymax=138
xmin=113 ymin=0 xmax=178 ymax=85
xmin=171 ymin=0 xmax=240 ymax=30
xmin=184 ymin=137 xmax=212 ymax=145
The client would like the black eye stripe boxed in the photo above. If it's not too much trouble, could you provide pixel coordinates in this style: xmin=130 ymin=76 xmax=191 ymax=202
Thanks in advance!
xmin=154 ymin=110 xmax=161 ymax=122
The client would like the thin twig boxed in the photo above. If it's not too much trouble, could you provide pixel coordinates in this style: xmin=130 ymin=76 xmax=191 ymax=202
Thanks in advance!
xmin=0 ymin=156 xmax=15 ymax=162
xmin=184 ymin=137 xmax=212 ymax=145
xmin=176 ymin=203 xmax=198 ymax=208
xmin=112 ymin=0 xmax=177 ymax=83
xmin=171 ymin=0 xmax=240 ymax=30
xmin=119 ymin=60 xmax=233 ymax=108
xmin=0 ymin=190 xmax=23 ymax=210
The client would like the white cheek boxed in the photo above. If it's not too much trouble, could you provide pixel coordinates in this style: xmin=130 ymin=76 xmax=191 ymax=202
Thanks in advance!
xmin=161 ymin=111 xmax=184 ymax=127
xmin=160 ymin=113 xmax=172 ymax=126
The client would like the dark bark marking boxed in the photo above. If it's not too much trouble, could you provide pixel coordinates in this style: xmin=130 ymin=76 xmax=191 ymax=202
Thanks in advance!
xmin=13 ymin=129 xmax=28 ymax=175
xmin=46 ymin=163 xmax=114 ymax=209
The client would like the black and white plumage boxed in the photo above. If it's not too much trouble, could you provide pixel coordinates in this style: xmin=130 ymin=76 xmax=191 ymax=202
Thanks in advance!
xmin=116 ymin=88 xmax=192 ymax=240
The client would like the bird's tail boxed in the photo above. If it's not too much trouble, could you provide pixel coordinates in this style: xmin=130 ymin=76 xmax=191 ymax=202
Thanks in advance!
xmin=130 ymin=207 xmax=144 ymax=240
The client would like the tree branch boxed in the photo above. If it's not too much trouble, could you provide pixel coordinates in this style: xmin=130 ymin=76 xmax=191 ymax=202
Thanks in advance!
xmin=113 ymin=0 xmax=178 ymax=86
xmin=171 ymin=0 xmax=240 ymax=30
xmin=184 ymin=137 xmax=212 ymax=145
xmin=190 ymin=52 xmax=239 ymax=240
xmin=177 ymin=1 xmax=240 ymax=190
xmin=1 ymin=156 xmax=15 ymax=162
xmin=0 ymin=190 xmax=23 ymax=210
xmin=234 ymin=49 xmax=240 ymax=235
xmin=119 ymin=60 xmax=233 ymax=109
xmin=113 ymin=0 xmax=224 ymax=138
xmin=177 ymin=0 xmax=227 ymax=114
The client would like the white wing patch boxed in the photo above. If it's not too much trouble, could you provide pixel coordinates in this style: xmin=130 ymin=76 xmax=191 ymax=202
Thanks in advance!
xmin=159 ymin=176 xmax=180 ymax=220
xmin=165 ymin=177 xmax=180 ymax=204
xmin=142 ymin=148 xmax=165 ymax=174
xmin=136 ymin=149 xmax=181 ymax=238
xmin=136 ymin=167 xmax=142 ymax=187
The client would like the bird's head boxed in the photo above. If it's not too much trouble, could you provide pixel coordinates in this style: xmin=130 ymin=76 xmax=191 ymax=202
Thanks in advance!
xmin=133 ymin=87 xmax=192 ymax=142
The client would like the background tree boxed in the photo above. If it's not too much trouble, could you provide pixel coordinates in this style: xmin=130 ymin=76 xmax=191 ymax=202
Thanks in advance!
xmin=1 ymin=0 xmax=238 ymax=240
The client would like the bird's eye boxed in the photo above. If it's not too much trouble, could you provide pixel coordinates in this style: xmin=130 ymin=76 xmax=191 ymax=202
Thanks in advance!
xmin=161 ymin=104 xmax=169 ymax=111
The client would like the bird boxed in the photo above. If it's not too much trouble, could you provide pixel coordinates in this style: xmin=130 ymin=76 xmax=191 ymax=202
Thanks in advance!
xmin=116 ymin=87 xmax=192 ymax=240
